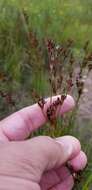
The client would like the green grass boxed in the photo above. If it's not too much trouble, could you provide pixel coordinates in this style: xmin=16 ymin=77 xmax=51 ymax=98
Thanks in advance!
xmin=1 ymin=0 xmax=92 ymax=45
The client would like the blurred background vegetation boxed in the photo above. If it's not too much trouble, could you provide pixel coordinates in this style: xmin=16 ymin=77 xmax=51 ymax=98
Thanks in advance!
xmin=0 ymin=0 xmax=92 ymax=189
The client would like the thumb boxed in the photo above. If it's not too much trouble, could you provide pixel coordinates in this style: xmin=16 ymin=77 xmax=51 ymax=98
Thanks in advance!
xmin=25 ymin=136 xmax=81 ymax=183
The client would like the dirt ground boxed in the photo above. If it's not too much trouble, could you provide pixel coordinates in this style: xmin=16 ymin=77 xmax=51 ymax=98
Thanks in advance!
xmin=76 ymin=70 xmax=92 ymax=141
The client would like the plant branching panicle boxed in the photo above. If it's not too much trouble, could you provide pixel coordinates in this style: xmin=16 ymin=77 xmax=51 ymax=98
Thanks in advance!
xmin=30 ymin=39 xmax=92 ymax=134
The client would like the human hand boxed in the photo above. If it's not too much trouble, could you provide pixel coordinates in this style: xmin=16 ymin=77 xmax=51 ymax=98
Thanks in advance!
xmin=0 ymin=95 xmax=87 ymax=190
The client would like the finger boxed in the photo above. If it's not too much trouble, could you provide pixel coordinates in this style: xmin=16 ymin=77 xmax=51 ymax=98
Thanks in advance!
xmin=68 ymin=151 xmax=87 ymax=171
xmin=40 ymin=166 xmax=74 ymax=190
xmin=0 ymin=95 xmax=74 ymax=141
xmin=50 ymin=176 xmax=74 ymax=190
xmin=22 ymin=136 xmax=81 ymax=183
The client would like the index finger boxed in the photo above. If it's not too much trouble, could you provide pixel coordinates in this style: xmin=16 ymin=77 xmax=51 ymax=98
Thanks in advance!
xmin=0 ymin=95 xmax=75 ymax=141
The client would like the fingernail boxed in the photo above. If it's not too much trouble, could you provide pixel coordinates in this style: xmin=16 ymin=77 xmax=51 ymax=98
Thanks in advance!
xmin=60 ymin=95 xmax=75 ymax=115
xmin=56 ymin=140 xmax=73 ymax=158
xmin=55 ymin=136 xmax=81 ymax=160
